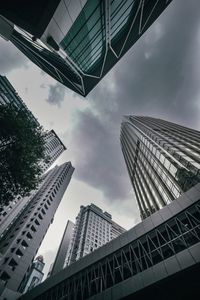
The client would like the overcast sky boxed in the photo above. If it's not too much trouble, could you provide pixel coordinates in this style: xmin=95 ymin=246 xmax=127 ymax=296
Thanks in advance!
xmin=1 ymin=0 xmax=200 ymax=277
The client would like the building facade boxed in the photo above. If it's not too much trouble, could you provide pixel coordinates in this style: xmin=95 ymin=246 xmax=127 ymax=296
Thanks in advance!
xmin=23 ymin=255 xmax=45 ymax=294
xmin=17 ymin=183 xmax=200 ymax=300
xmin=0 ymin=0 xmax=173 ymax=96
xmin=0 ymin=76 xmax=66 ymax=231
xmin=41 ymin=129 xmax=66 ymax=173
xmin=0 ymin=75 xmax=38 ymax=124
xmin=0 ymin=75 xmax=66 ymax=173
xmin=49 ymin=220 xmax=74 ymax=277
xmin=120 ymin=116 xmax=200 ymax=219
xmin=0 ymin=128 xmax=66 ymax=236
xmin=0 ymin=162 xmax=74 ymax=298
xmin=65 ymin=204 xmax=126 ymax=267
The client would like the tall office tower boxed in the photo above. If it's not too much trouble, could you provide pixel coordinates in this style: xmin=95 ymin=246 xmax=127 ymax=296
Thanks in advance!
xmin=23 ymin=255 xmax=45 ymax=294
xmin=41 ymin=129 xmax=66 ymax=173
xmin=0 ymin=0 xmax=173 ymax=96
xmin=49 ymin=220 xmax=74 ymax=277
xmin=0 ymin=162 xmax=74 ymax=299
xmin=0 ymin=75 xmax=38 ymax=124
xmin=0 ymin=76 xmax=66 ymax=231
xmin=0 ymin=129 xmax=66 ymax=235
xmin=120 ymin=116 xmax=200 ymax=219
xmin=0 ymin=76 xmax=66 ymax=172
xmin=65 ymin=204 xmax=126 ymax=266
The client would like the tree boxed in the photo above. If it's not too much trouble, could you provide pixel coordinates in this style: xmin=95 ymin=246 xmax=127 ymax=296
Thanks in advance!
xmin=0 ymin=104 xmax=48 ymax=207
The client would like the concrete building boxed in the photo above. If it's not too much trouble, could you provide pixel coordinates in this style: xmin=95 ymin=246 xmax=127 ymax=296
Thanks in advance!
xmin=23 ymin=256 xmax=45 ymax=294
xmin=0 ymin=75 xmax=66 ymax=173
xmin=17 ymin=183 xmax=200 ymax=300
xmin=65 ymin=204 xmax=126 ymax=267
xmin=49 ymin=220 xmax=74 ymax=277
xmin=0 ymin=162 xmax=74 ymax=299
xmin=0 ymin=0 xmax=173 ymax=96
xmin=120 ymin=116 xmax=200 ymax=219
xmin=0 ymin=128 xmax=66 ymax=237
xmin=0 ymin=76 xmax=66 ymax=235
xmin=0 ymin=75 xmax=38 ymax=124
xmin=41 ymin=129 xmax=66 ymax=173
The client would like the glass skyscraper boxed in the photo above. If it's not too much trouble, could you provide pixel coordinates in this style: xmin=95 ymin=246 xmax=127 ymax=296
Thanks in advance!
xmin=0 ymin=0 xmax=173 ymax=96
xmin=120 ymin=116 xmax=200 ymax=219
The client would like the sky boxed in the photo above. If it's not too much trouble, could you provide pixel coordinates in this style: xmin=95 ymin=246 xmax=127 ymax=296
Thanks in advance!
xmin=1 ymin=0 xmax=200 ymax=277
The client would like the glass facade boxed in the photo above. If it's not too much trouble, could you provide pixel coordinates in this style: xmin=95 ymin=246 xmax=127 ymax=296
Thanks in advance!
xmin=6 ymin=0 xmax=173 ymax=96
xmin=121 ymin=116 xmax=200 ymax=219
xmin=60 ymin=0 xmax=106 ymax=73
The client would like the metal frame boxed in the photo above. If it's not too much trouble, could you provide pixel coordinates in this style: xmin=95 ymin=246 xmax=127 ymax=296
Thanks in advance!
xmin=10 ymin=0 xmax=173 ymax=96
xmin=32 ymin=200 xmax=200 ymax=300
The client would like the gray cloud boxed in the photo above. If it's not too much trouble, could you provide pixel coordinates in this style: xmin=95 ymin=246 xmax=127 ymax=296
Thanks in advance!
xmin=0 ymin=38 xmax=28 ymax=73
xmin=46 ymin=83 xmax=66 ymax=107
xmin=67 ymin=0 xmax=200 ymax=203
xmin=68 ymin=109 xmax=131 ymax=200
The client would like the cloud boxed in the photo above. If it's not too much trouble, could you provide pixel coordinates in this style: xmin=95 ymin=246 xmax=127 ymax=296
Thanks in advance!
xmin=68 ymin=108 xmax=131 ymax=200
xmin=64 ymin=0 xmax=200 ymax=205
xmin=0 ymin=38 xmax=28 ymax=74
xmin=46 ymin=83 xmax=66 ymax=107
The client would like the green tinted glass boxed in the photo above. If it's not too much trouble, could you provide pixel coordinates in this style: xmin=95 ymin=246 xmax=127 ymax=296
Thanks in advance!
xmin=60 ymin=0 xmax=105 ymax=73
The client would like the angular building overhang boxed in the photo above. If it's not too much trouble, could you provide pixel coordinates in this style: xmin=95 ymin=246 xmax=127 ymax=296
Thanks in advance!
xmin=3 ymin=0 xmax=173 ymax=96
xmin=0 ymin=0 xmax=62 ymax=37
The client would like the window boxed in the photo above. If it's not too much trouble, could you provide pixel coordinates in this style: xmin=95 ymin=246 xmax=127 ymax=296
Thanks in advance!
xmin=16 ymin=249 xmax=23 ymax=258
xmin=0 ymin=271 xmax=10 ymax=282
xmin=27 ymin=232 xmax=32 ymax=240
xmin=21 ymin=240 xmax=28 ymax=249
xmin=8 ymin=259 xmax=18 ymax=270
xmin=31 ymin=225 xmax=36 ymax=232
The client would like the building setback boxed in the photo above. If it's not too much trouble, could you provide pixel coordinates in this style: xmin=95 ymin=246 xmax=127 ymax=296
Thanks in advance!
xmin=120 ymin=116 xmax=200 ymax=219
xmin=65 ymin=204 xmax=126 ymax=267
xmin=0 ymin=0 xmax=173 ymax=96
xmin=0 ymin=162 xmax=74 ymax=299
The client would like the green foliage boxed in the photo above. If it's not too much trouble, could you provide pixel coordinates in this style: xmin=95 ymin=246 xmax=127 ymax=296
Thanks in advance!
xmin=0 ymin=104 xmax=47 ymax=206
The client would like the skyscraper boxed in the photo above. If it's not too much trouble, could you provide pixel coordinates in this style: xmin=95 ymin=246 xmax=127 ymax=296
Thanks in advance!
xmin=0 ymin=76 xmax=66 ymax=172
xmin=0 ymin=75 xmax=38 ymax=124
xmin=0 ymin=129 xmax=66 ymax=236
xmin=0 ymin=0 xmax=173 ymax=96
xmin=0 ymin=77 xmax=66 ymax=236
xmin=65 ymin=204 xmax=126 ymax=267
xmin=22 ymin=255 xmax=45 ymax=294
xmin=49 ymin=220 xmax=74 ymax=277
xmin=0 ymin=162 xmax=74 ymax=299
xmin=41 ymin=129 xmax=66 ymax=173
xmin=120 ymin=116 xmax=200 ymax=219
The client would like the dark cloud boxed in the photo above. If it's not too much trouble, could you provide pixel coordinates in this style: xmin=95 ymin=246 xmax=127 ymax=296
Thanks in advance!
xmin=0 ymin=38 xmax=28 ymax=73
xmin=68 ymin=0 xmax=200 ymax=203
xmin=46 ymin=83 xmax=65 ymax=107
xmin=68 ymin=109 xmax=131 ymax=200
xmin=89 ymin=0 xmax=200 ymax=128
